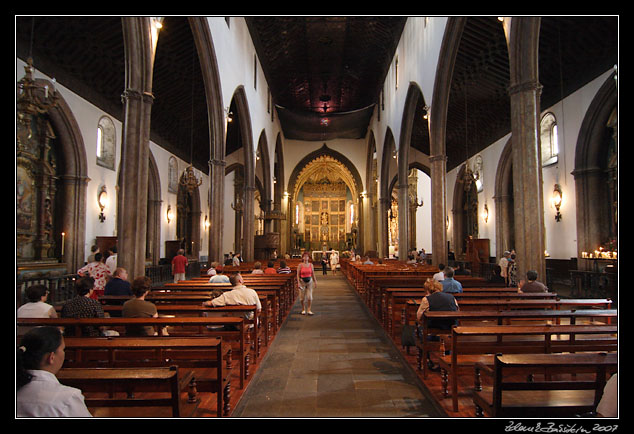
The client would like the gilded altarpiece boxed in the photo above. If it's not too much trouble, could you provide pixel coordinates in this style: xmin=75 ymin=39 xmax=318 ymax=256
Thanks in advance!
xmin=16 ymin=112 xmax=60 ymax=262
xmin=302 ymin=180 xmax=348 ymax=251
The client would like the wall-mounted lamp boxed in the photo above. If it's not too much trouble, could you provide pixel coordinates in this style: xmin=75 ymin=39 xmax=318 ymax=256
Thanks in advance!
xmin=97 ymin=185 xmax=108 ymax=222
xmin=225 ymin=107 xmax=233 ymax=123
xmin=204 ymin=215 xmax=210 ymax=230
xmin=166 ymin=204 xmax=173 ymax=224
xmin=552 ymin=184 xmax=563 ymax=222
xmin=482 ymin=203 xmax=489 ymax=223
xmin=422 ymin=105 xmax=430 ymax=120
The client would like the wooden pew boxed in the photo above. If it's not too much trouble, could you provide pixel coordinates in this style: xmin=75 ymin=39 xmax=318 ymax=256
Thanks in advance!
xmin=384 ymin=288 xmax=558 ymax=340
xmin=57 ymin=366 xmax=184 ymax=417
xmin=17 ymin=316 xmax=249 ymax=390
xmin=91 ymin=303 xmax=266 ymax=360
xmin=161 ymin=278 xmax=291 ymax=324
xmin=439 ymin=324 xmax=618 ymax=412
xmin=61 ymin=336 xmax=230 ymax=417
xmin=472 ymin=352 xmax=618 ymax=418
xmin=414 ymin=309 xmax=618 ymax=379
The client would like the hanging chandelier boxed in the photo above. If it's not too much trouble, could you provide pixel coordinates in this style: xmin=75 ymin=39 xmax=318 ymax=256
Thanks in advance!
xmin=179 ymin=44 xmax=202 ymax=193
xmin=180 ymin=165 xmax=202 ymax=193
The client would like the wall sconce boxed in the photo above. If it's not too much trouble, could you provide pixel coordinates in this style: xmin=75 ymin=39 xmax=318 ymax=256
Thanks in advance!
xmin=166 ymin=204 xmax=173 ymax=224
xmin=204 ymin=215 xmax=210 ymax=229
xmin=552 ymin=184 xmax=563 ymax=222
xmin=97 ymin=186 xmax=108 ymax=222
xmin=482 ymin=203 xmax=489 ymax=223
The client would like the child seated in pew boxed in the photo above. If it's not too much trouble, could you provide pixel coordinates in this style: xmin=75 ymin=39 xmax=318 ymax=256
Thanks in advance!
xmin=17 ymin=326 xmax=93 ymax=417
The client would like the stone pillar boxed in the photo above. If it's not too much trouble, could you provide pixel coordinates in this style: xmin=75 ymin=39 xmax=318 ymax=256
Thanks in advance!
xmin=118 ymin=88 xmax=153 ymax=279
xmin=378 ymin=197 xmax=389 ymax=258
xmin=508 ymin=80 xmax=545 ymax=281
xmin=242 ymin=185 xmax=256 ymax=261
xmin=397 ymin=182 xmax=409 ymax=261
xmin=430 ymin=154 xmax=447 ymax=266
xmin=208 ymin=158 xmax=225 ymax=263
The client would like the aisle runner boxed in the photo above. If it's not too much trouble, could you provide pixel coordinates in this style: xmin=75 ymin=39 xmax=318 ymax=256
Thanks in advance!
xmin=232 ymin=274 xmax=440 ymax=417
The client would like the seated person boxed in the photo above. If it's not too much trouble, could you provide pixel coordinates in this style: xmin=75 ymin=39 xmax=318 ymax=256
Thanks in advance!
xmin=518 ymin=270 xmax=549 ymax=293
xmin=416 ymin=278 xmax=459 ymax=330
xmin=103 ymin=267 xmax=132 ymax=317
xmin=60 ymin=276 xmax=105 ymax=336
xmin=453 ymin=263 xmax=470 ymax=275
xmin=209 ymin=265 xmax=230 ymax=283
xmin=17 ymin=285 xmax=57 ymax=336
xmin=362 ymin=256 xmax=374 ymax=265
xmin=206 ymin=261 xmax=220 ymax=277
xmin=488 ymin=264 xmax=506 ymax=284
xmin=17 ymin=326 xmax=92 ymax=417
xmin=18 ymin=285 xmax=57 ymax=319
xmin=276 ymin=260 xmax=291 ymax=274
xmin=440 ymin=267 xmax=463 ymax=293
xmin=416 ymin=278 xmax=459 ymax=371
xmin=264 ymin=261 xmax=277 ymax=274
xmin=596 ymin=373 xmax=617 ymax=417
xmin=203 ymin=273 xmax=261 ymax=330
xmin=251 ymin=261 xmax=264 ymax=274
xmin=433 ymin=264 xmax=445 ymax=282
xmin=122 ymin=276 xmax=158 ymax=336
xmin=104 ymin=267 xmax=132 ymax=296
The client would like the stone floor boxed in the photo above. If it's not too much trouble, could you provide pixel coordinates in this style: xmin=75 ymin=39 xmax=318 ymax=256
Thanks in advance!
xmin=232 ymin=273 xmax=442 ymax=418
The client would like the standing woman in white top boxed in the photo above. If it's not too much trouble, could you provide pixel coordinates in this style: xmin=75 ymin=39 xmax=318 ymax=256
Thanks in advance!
xmin=17 ymin=326 xmax=92 ymax=417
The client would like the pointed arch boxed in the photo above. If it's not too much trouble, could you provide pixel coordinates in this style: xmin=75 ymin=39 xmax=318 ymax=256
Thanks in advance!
xmin=494 ymin=137 xmax=514 ymax=259
xmin=189 ymin=17 xmax=226 ymax=263
xmin=573 ymin=72 xmax=618 ymax=264
xmin=33 ymin=75 xmax=89 ymax=273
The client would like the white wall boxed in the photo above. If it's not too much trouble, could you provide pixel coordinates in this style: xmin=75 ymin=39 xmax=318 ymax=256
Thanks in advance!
xmin=446 ymin=69 xmax=615 ymax=261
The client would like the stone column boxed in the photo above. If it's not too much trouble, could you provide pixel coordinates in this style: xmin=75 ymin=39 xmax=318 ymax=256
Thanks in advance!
xmin=242 ymin=185 xmax=256 ymax=262
xmin=429 ymin=154 xmax=447 ymax=266
xmin=397 ymin=182 xmax=409 ymax=261
xmin=118 ymin=88 xmax=153 ymax=279
xmin=508 ymin=80 xmax=545 ymax=280
xmin=378 ymin=197 xmax=389 ymax=258
xmin=208 ymin=158 xmax=225 ymax=263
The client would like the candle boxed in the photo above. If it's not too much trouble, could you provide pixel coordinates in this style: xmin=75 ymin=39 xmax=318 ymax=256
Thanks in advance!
xmin=61 ymin=232 xmax=65 ymax=256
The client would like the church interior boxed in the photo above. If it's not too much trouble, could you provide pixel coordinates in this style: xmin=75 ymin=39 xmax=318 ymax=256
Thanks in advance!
xmin=16 ymin=16 xmax=618 ymax=419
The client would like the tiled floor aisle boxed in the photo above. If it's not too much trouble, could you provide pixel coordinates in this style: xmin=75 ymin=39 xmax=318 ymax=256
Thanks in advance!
xmin=232 ymin=273 xmax=442 ymax=418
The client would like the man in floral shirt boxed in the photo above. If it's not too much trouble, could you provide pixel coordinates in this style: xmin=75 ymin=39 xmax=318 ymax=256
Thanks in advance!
xmin=77 ymin=252 xmax=111 ymax=299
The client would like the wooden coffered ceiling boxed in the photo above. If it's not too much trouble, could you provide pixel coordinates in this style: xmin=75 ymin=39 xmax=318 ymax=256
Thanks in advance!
xmin=16 ymin=16 xmax=618 ymax=173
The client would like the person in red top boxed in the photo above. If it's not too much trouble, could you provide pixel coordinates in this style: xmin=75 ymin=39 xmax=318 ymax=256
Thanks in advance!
xmin=171 ymin=249 xmax=188 ymax=283
xmin=297 ymin=253 xmax=316 ymax=315
xmin=264 ymin=261 xmax=277 ymax=274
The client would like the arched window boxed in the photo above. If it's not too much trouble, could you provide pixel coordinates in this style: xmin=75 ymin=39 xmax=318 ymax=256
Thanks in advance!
xmin=540 ymin=112 xmax=559 ymax=166
xmin=96 ymin=116 xmax=116 ymax=170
